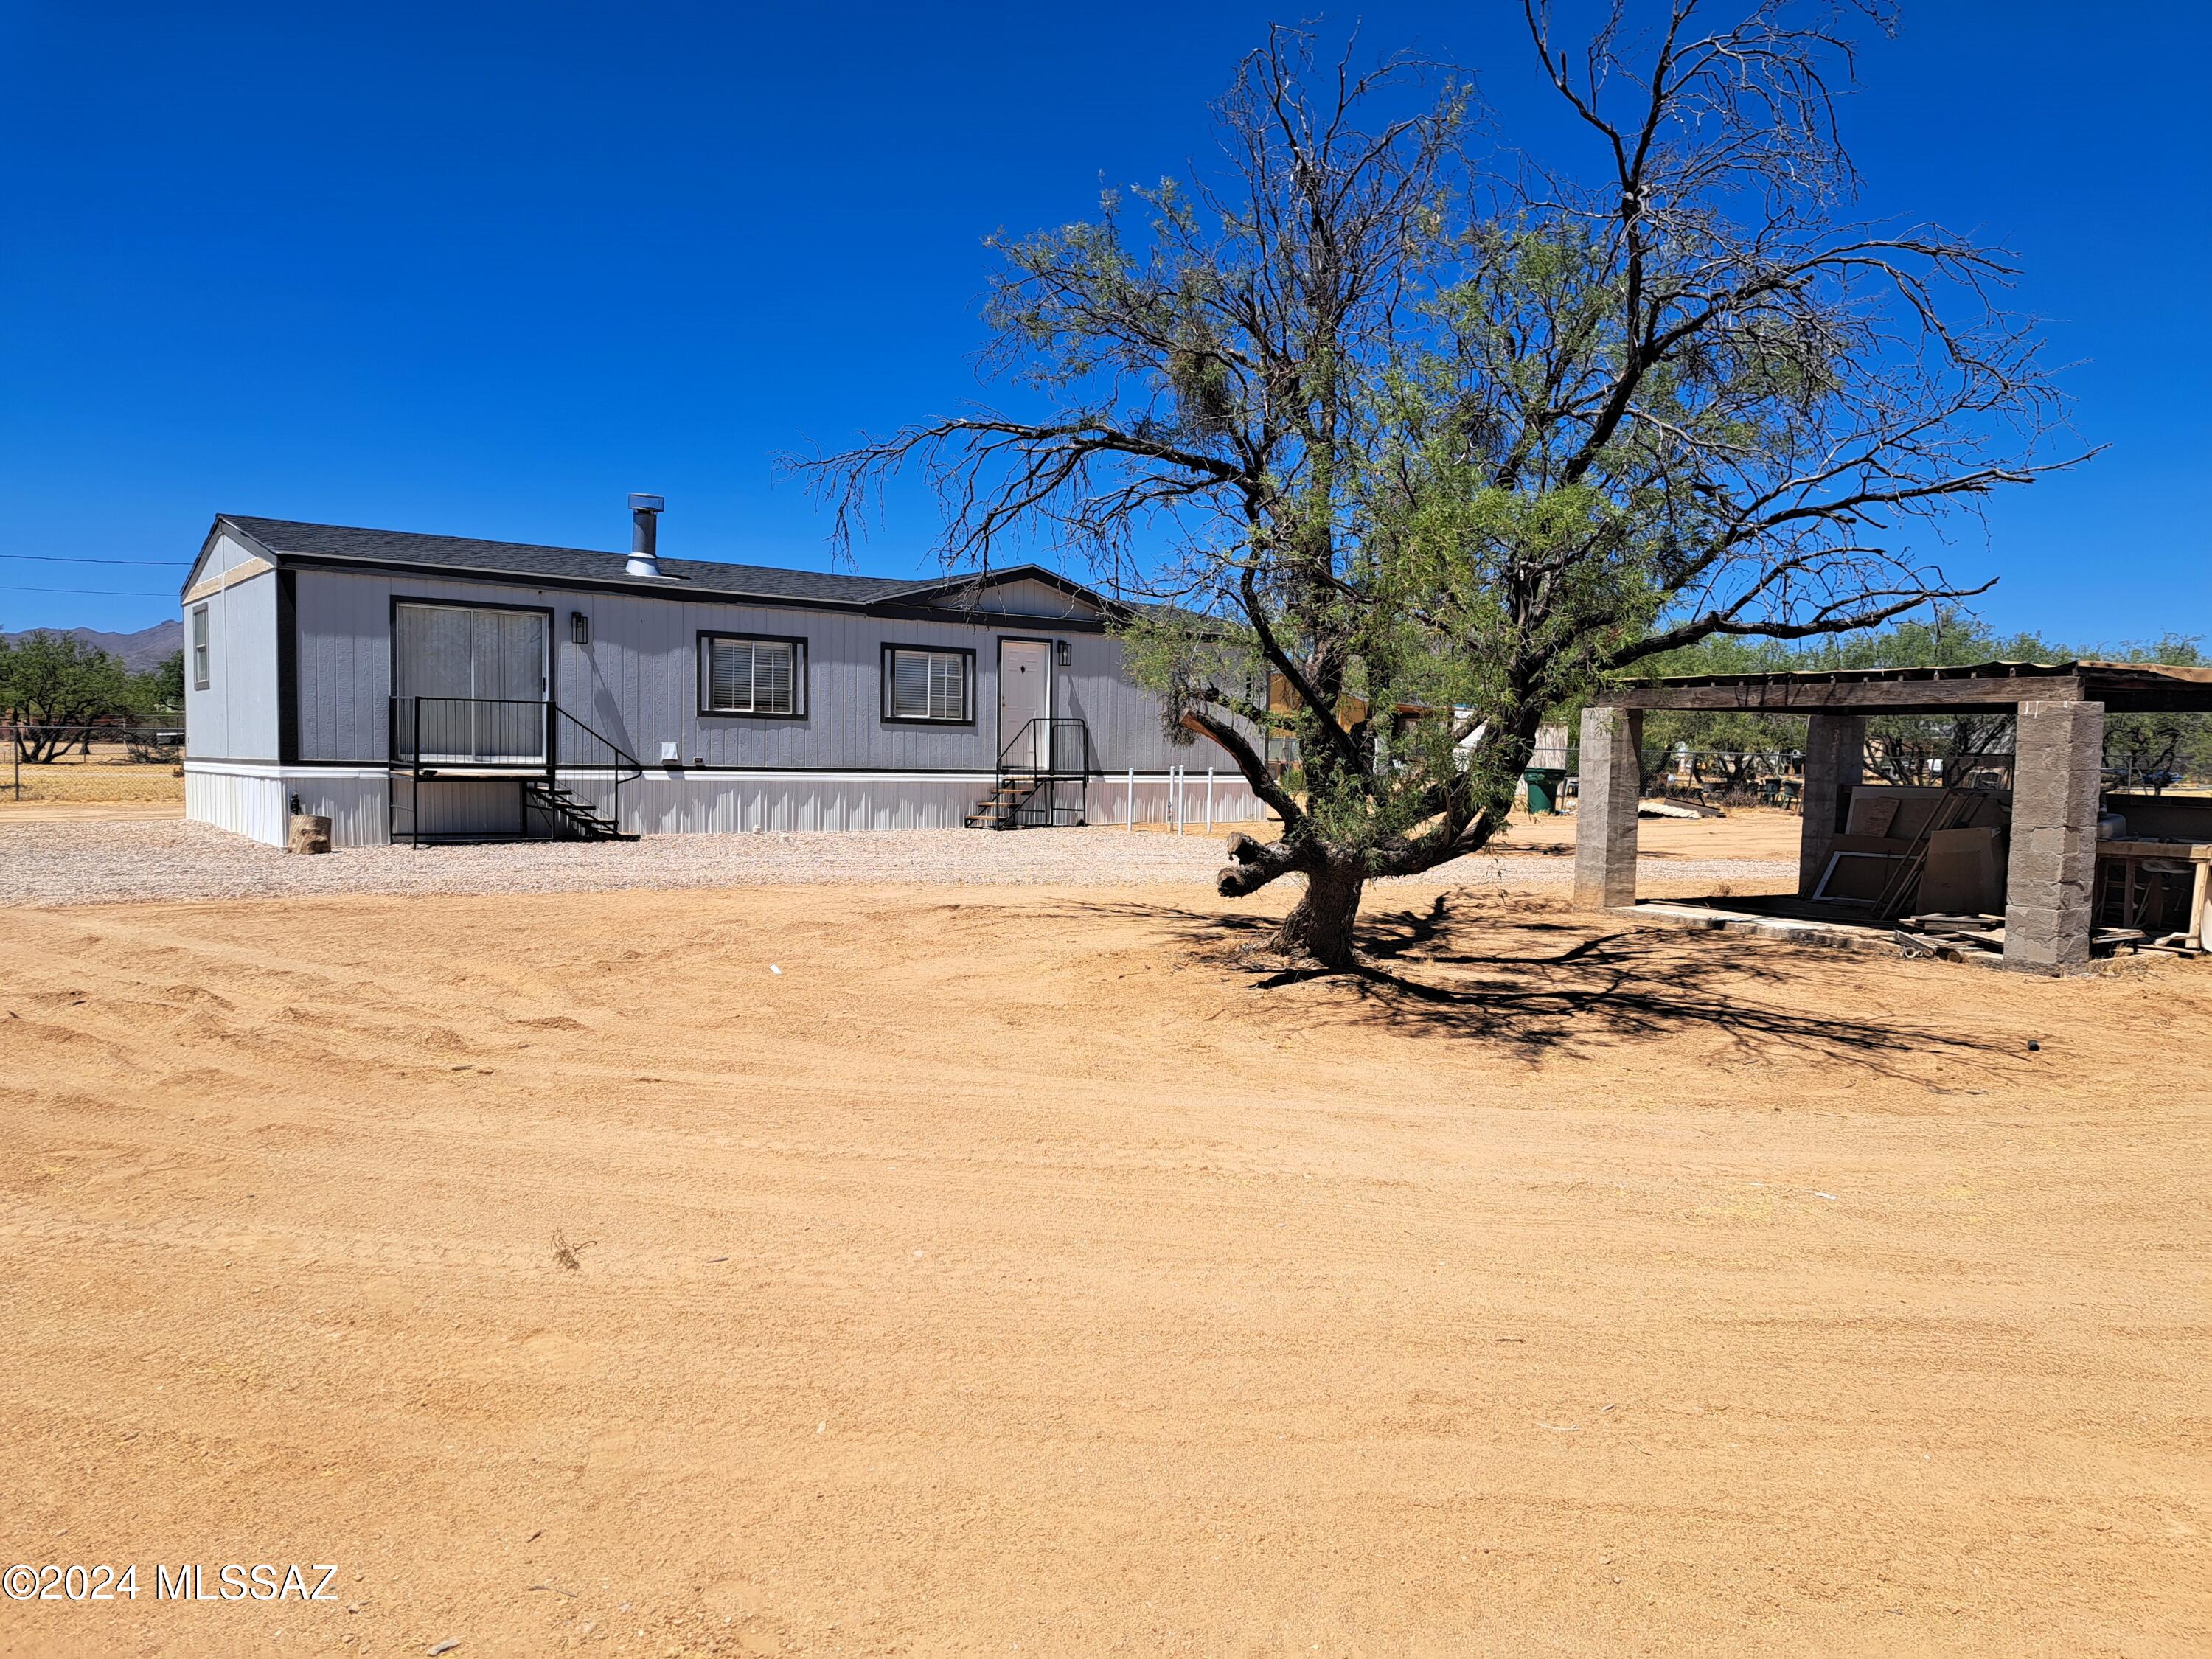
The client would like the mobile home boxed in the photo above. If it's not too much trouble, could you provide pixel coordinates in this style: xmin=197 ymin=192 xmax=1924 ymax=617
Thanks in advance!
xmin=180 ymin=501 xmax=1263 ymax=847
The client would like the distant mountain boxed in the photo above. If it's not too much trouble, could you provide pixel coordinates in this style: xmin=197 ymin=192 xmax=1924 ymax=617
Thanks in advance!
xmin=1 ymin=620 xmax=184 ymax=673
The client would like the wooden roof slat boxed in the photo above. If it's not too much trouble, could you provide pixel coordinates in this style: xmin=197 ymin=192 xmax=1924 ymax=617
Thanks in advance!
xmin=1600 ymin=657 xmax=2212 ymax=714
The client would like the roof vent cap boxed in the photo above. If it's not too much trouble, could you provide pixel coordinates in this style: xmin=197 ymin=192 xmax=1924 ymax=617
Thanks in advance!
xmin=627 ymin=493 xmax=667 ymax=577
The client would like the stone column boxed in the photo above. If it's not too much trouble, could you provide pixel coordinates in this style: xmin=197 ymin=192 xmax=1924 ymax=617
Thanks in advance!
xmin=2003 ymin=700 xmax=2104 ymax=973
xmin=1573 ymin=705 xmax=1642 ymax=911
xmin=1798 ymin=714 xmax=1866 ymax=897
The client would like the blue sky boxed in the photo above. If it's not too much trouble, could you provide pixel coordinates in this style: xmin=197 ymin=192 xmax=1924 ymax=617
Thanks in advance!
xmin=1 ymin=1 xmax=2204 ymax=645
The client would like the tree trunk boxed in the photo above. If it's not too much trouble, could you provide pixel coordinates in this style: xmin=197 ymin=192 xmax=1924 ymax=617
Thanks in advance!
xmin=1272 ymin=857 xmax=1366 ymax=968
xmin=17 ymin=726 xmax=80 ymax=765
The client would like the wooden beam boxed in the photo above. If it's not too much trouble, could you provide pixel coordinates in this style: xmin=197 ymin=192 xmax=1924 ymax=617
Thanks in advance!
xmin=181 ymin=555 xmax=275 ymax=604
xmin=2093 ymin=692 xmax=2212 ymax=714
xmin=1601 ymin=677 xmax=2084 ymax=714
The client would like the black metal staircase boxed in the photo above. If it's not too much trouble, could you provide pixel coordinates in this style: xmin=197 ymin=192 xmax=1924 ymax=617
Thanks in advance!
xmin=521 ymin=778 xmax=633 ymax=841
xmin=967 ymin=717 xmax=1091 ymax=830
xmin=388 ymin=696 xmax=642 ymax=844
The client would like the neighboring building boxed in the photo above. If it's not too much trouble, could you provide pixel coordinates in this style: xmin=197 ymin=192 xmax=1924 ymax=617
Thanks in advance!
xmin=179 ymin=503 xmax=1264 ymax=846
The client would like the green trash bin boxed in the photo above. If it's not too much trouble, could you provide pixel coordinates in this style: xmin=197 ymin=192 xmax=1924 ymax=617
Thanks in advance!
xmin=1523 ymin=767 xmax=1568 ymax=815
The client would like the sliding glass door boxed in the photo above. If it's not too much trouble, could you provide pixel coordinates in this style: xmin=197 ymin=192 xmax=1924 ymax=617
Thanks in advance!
xmin=393 ymin=602 xmax=549 ymax=763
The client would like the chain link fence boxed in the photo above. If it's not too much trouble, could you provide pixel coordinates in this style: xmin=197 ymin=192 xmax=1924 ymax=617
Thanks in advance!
xmin=4 ymin=724 xmax=186 ymax=803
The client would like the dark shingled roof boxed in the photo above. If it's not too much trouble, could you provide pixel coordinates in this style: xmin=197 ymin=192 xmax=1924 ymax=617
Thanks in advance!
xmin=212 ymin=515 xmax=1006 ymax=608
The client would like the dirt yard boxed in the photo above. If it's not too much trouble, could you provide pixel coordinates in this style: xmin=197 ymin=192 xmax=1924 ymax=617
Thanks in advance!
xmin=1 ymin=836 xmax=2208 ymax=1655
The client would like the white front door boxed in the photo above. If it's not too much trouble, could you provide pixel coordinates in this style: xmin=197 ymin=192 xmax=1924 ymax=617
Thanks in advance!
xmin=998 ymin=641 xmax=1051 ymax=768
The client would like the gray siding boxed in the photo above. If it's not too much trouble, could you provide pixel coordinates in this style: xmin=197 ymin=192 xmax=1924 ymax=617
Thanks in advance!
xmin=964 ymin=575 xmax=1097 ymax=619
xmin=189 ymin=529 xmax=265 ymax=586
xmin=292 ymin=567 xmax=1242 ymax=773
xmin=182 ymin=560 xmax=279 ymax=763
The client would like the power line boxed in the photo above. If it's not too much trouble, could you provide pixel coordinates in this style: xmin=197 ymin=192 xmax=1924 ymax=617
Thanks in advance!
xmin=0 ymin=553 xmax=188 ymax=566
xmin=1 ymin=585 xmax=178 ymax=597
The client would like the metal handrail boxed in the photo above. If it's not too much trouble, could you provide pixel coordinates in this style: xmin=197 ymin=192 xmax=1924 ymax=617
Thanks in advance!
xmin=545 ymin=701 xmax=644 ymax=839
xmin=996 ymin=716 xmax=1092 ymax=776
xmin=390 ymin=695 xmax=550 ymax=765
xmin=992 ymin=717 xmax=1092 ymax=827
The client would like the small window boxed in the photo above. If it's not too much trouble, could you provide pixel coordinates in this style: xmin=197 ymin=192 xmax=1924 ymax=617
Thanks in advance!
xmin=190 ymin=605 xmax=211 ymax=691
xmin=883 ymin=646 xmax=973 ymax=723
xmin=702 ymin=634 xmax=803 ymax=716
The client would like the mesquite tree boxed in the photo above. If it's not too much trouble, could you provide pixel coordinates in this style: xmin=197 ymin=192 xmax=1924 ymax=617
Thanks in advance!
xmin=809 ymin=2 xmax=2076 ymax=967
xmin=0 ymin=633 xmax=145 ymax=762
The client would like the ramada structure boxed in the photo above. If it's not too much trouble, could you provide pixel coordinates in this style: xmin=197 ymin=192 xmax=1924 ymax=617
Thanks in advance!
xmin=1574 ymin=661 xmax=2212 ymax=975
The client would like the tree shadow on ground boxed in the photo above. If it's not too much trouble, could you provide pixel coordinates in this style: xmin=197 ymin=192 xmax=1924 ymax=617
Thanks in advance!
xmin=1055 ymin=891 xmax=2017 ymax=1074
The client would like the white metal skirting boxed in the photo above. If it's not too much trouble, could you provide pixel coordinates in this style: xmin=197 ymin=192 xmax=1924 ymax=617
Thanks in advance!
xmin=391 ymin=776 xmax=529 ymax=841
xmin=619 ymin=773 xmax=984 ymax=835
xmin=187 ymin=765 xmax=1273 ymax=846
xmin=299 ymin=773 xmax=400 ymax=846
xmin=183 ymin=765 xmax=288 ymax=846
xmin=498 ymin=771 xmax=1270 ymax=837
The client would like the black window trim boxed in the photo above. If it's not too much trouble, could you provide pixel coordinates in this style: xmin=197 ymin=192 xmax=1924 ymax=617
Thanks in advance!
xmin=880 ymin=642 xmax=977 ymax=727
xmin=697 ymin=629 xmax=810 ymax=720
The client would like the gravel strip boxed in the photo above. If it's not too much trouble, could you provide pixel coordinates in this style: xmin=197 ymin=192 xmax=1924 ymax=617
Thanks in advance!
xmin=0 ymin=818 xmax=1798 ymax=908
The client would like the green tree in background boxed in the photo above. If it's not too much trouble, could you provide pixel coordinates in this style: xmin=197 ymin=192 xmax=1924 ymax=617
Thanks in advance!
xmin=0 ymin=633 xmax=150 ymax=762
xmin=2094 ymin=636 xmax=2209 ymax=789
xmin=147 ymin=649 xmax=185 ymax=713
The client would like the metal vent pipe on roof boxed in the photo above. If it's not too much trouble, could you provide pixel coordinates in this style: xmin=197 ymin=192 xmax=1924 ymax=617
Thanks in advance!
xmin=627 ymin=493 xmax=666 ymax=577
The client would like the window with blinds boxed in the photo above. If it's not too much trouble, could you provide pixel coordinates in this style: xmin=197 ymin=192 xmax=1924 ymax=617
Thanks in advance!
xmin=190 ymin=605 xmax=210 ymax=690
xmin=702 ymin=635 xmax=802 ymax=715
xmin=883 ymin=647 xmax=971 ymax=722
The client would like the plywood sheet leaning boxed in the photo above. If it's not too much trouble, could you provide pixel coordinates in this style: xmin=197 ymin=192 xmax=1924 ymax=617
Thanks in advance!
xmin=1919 ymin=826 xmax=2005 ymax=915
xmin=1846 ymin=793 xmax=1902 ymax=836
xmin=1869 ymin=786 xmax=2009 ymax=919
